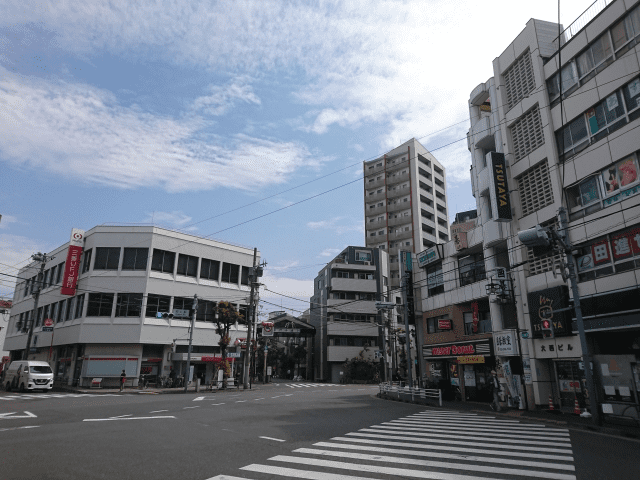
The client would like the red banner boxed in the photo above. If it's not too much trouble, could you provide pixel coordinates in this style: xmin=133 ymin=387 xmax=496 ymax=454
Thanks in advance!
xmin=471 ymin=301 xmax=479 ymax=333
xmin=60 ymin=245 xmax=83 ymax=295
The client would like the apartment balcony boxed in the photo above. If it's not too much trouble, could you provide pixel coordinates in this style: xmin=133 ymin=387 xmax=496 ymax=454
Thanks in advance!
xmin=470 ymin=82 xmax=489 ymax=106
xmin=366 ymin=218 xmax=386 ymax=230
xmin=365 ymin=176 xmax=386 ymax=189
xmin=386 ymin=170 xmax=410 ymax=186
xmin=365 ymin=191 xmax=386 ymax=203
xmin=419 ymin=189 xmax=433 ymax=202
xmin=327 ymin=299 xmax=377 ymax=315
xmin=387 ymin=187 xmax=410 ymax=200
xmin=389 ymin=229 xmax=412 ymax=241
xmin=331 ymin=278 xmax=377 ymax=293
xmin=483 ymin=219 xmax=509 ymax=247
xmin=367 ymin=205 xmax=387 ymax=217
xmin=387 ymin=216 xmax=411 ymax=228
xmin=388 ymin=246 xmax=399 ymax=257
xmin=328 ymin=321 xmax=379 ymax=336
xmin=364 ymin=161 xmax=385 ymax=175
xmin=472 ymin=115 xmax=495 ymax=150
xmin=390 ymin=277 xmax=401 ymax=288
xmin=387 ymin=201 xmax=409 ymax=213
xmin=330 ymin=262 xmax=376 ymax=271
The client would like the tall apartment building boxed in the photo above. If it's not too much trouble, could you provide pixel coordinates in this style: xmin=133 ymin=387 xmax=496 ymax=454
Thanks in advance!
xmin=309 ymin=246 xmax=389 ymax=383
xmin=363 ymin=138 xmax=449 ymax=292
xmin=4 ymin=226 xmax=257 ymax=388
xmin=420 ymin=0 xmax=640 ymax=420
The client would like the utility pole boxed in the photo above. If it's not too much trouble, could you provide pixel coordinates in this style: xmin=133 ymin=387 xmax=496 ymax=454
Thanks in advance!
xmin=558 ymin=207 xmax=600 ymax=425
xmin=24 ymin=253 xmax=49 ymax=360
xmin=263 ymin=340 xmax=268 ymax=384
xmin=400 ymin=252 xmax=414 ymax=388
xmin=184 ymin=294 xmax=198 ymax=393
xmin=243 ymin=248 xmax=258 ymax=389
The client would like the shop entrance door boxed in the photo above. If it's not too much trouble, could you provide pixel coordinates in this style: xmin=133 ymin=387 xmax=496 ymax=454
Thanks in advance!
xmin=554 ymin=360 xmax=586 ymax=409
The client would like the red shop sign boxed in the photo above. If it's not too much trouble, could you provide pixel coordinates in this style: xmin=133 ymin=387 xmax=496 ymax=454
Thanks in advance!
xmin=438 ymin=319 xmax=452 ymax=330
xmin=432 ymin=344 xmax=475 ymax=356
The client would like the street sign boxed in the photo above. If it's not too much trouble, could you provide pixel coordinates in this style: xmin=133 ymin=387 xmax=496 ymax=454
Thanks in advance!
xmin=43 ymin=318 xmax=54 ymax=332
xmin=173 ymin=309 xmax=190 ymax=318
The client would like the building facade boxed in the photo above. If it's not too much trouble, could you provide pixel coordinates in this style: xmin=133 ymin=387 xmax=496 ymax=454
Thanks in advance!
xmin=309 ymin=246 xmax=389 ymax=383
xmin=438 ymin=0 xmax=640 ymax=419
xmin=4 ymin=226 xmax=258 ymax=388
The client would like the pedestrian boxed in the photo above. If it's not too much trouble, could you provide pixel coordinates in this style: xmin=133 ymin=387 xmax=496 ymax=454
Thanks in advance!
xmin=489 ymin=370 xmax=501 ymax=412
xmin=120 ymin=369 xmax=126 ymax=392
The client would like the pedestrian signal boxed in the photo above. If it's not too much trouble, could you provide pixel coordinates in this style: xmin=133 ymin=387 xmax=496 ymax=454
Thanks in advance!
xmin=541 ymin=319 xmax=554 ymax=338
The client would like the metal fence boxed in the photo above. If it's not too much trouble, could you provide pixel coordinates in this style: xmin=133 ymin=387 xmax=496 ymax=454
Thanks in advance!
xmin=379 ymin=382 xmax=442 ymax=406
xmin=555 ymin=0 xmax=614 ymax=48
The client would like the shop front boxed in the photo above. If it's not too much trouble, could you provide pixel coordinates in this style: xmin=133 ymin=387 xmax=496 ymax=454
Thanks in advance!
xmin=171 ymin=352 xmax=241 ymax=385
xmin=423 ymin=339 xmax=494 ymax=402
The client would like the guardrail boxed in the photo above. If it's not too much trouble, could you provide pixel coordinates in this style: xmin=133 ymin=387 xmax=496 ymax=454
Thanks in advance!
xmin=379 ymin=382 xmax=442 ymax=406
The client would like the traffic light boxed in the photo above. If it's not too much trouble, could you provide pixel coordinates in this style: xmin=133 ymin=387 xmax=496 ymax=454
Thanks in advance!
xmin=541 ymin=319 xmax=554 ymax=338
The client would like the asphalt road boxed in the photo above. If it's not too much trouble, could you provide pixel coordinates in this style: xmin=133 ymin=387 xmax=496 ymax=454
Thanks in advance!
xmin=1 ymin=383 xmax=638 ymax=480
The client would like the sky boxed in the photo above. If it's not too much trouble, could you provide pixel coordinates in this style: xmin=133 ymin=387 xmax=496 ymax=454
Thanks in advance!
xmin=0 ymin=0 xmax=590 ymax=317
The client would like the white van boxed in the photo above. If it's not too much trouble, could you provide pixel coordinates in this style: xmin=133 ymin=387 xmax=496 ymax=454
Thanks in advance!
xmin=4 ymin=361 xmax=54 ymax=392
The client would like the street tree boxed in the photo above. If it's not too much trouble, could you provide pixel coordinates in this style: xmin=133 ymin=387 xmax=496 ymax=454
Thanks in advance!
xmin=214 ymin=301 xmax=244 ymax=389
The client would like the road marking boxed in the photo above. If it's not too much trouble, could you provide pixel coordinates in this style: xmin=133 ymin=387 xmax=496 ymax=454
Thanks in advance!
xmin=193 ymin=396 xmax=205 ymax=401
xmin=330 ymin=436 xmax=574 ymax=461
xmin=184 ymin=406 xmax=200 ymax=409
xmin=236 ymin=400 xmax=246 ymax=403
xmin=396 ymin=417 xmax=570 ymax=433
xmin=259 ymin=436 xmax=286 ymax=442
xmin=111 ymin=414 xmax=134 ymax=418
xmin=254 ymin=398 xmax=264 ymax=401
xmin=310 ymin=443 xmax=575 ymax=471
xmin=83 ymin=416 xmax=176 ymax=422
xmin=149 ymin=410 xmax=168 ymax=413
xmin=0 ymin=411 xmax=37 ymax=420
xmin=211 ymin=403 xmax=225 ymax=406
xmin=206 ymin=476 xmax=257 ymax=480
xmin=271 ymin=395 xmax=285 ymax=398
xmin=376 ymin=424 xmax=571 ymax=441
xmin=0 ymin=425 xmax=41 ymax=432
xmin=328 ymin=390 xmax=338 ymax=392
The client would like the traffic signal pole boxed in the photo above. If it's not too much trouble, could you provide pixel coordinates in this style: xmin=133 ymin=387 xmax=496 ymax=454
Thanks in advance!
xmin=243 ymin=248 xmax=258 ymax=390
xmin=184 ymin=294 xmax=198 ymax=393
xmin=24 ymin=253 xmax=48 ymax=360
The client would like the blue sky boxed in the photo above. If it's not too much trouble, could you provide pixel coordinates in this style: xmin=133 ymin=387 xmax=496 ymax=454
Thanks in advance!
xmin=0 ymin=0 xmax=589 ymax=314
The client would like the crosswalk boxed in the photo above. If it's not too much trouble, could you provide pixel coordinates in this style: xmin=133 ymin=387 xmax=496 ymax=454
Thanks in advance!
xmin=0 ymin=393 xmax=133 ymax=401
xmin=208 ymin=410 xmax=576 ymax=480
xmin=285 ymin=383 xmax=348 ymax=388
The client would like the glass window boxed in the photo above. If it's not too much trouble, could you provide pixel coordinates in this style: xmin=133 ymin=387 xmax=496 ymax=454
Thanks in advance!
xmin=94 ymin=247 xmax=121 ymax=270
xmin=427 ymin=263 xmax=444 ymax=296
xmin=115 ymin=293 xmax=143 ymax=317
xmin=122 ymin=248 xmax=148 ymax=270
xmin=87 ymin=293 xmax=114 ymax=317
xmin=602 ymin=156 xmax=639 ymax=196
xmin=145 ymin=294 xmax=171 ymax=318
xmin=623 ymin=77 xmax=640 ymax=112
xmin=459 ymin=253 xmax=486 ymax=287
xmin=221 ymin=263 xmax=240 ymax=283
xmin=55 ymin=262 xmax=65 ymax=285
xmin=200 ymin=258 xmax=220 ymax=281
xmin=82 ymin=249 xmax=92 ymax=273
xmin=151 ymin=249 xmax=175 ymax=274
xmin=74 ymin=294 xmax=85 ymax=318
xmin=241 ymin=266 xmax=250 ymax=286
xmin=177 ymin=254 xmax=198 ymax=277
xmin=196 ymin=300 xmax=217 ymax=322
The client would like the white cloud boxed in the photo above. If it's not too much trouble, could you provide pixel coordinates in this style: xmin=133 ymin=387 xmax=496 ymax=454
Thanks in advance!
xmin=261 ymin=274 xmax=314 ymax=301
xmin=269 ymin=260 xmax=300 ymax=272
xmin=307 ymin=217 xmax=363 ymax=236
xmin=142 ymin=211 xmax=195 ymax=230
xmin=0 ymin=215 xmax=17 ymax=229
xmin=319 ymin=248 xmax=341 ymax=258
xmin=0 ymin=68 xmax=319 ymax=192
xmin=0 ymin=234 xmax=50 ymax=297
xmin=191 ymin=78 xmax=260 ymax=116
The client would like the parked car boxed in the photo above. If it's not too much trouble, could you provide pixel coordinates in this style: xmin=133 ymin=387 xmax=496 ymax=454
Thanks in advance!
xmin=4 ymin=361 xmax=54 ymax=392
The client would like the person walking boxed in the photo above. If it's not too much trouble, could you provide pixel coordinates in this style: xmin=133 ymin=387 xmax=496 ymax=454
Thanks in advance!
xmin=490 ymin=370 xmax=501 ymax=412
xmin=120 ymin=369 xmax=126 ymax=392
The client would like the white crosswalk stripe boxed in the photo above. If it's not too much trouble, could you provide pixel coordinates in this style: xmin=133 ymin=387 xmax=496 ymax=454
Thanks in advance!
xmin=285 ymin=383 xmax=346 ymax=389
xmin=0 ymin=393 xmax=133 ymax=401
xmin=212 ymin=409 xmax=576 ymax=480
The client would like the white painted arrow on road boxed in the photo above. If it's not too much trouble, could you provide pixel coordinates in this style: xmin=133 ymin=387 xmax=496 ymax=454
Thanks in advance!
xmin=0 ymin=411 xmax=37 ymax=420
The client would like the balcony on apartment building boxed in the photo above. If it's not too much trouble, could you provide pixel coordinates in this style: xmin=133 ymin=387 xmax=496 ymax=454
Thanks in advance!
xmin=365 ymin=190 xmax=387 ymax=203
xmin=330 ymin=260 xmax=377 ymax=271
xmin=387 ymin=216 xmax=410 ymax=228
xmin=326 ymin=299 xmax=377 ymax=315
xmin=331 ymin=277 xmax=377 ymax=293
xmin=471 ymin=115 xmax=495 ymax=150
xmin=366 ymin=217 xmax=386 ymax=230
xmin=365 ymin=176 xmax=386 ymax=189
xmin=483 ymin=220 xmax=510 ymax=247
xmin=327 ymin=345 xmax=376 ymax=362
xmin=364 ymin=161 xmax=385 ymax=176
xmin=389 ymin=229 xmax=413 ymax=242
xmin=387 ymin=185 xmax=410 ymax=199
xmin=387 ymin=200 xmax=410 ymax=213
xmin=367 ymin=204 xmax=387 ymax=217
xmin=386 ymin=169 xmax=411 ymax=185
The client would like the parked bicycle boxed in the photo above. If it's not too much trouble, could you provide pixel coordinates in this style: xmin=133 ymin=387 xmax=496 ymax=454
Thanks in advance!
xmin=138 ymin=374 xmax=148 ymax=389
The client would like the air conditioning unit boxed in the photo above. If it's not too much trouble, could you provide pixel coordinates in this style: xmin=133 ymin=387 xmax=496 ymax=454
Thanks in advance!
xmin=364 ymin=261 xmax=371 ymax=265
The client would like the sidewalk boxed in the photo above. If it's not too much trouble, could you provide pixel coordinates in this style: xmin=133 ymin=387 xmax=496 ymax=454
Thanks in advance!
xmin=377 ymin=391 xmax=640 ymax=440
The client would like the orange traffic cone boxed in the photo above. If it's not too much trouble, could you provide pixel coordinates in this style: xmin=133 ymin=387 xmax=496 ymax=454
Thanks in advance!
xmin=548 ymin=394 xmax=554 ymax=411
xmin=573 ymin=397 xmax=581 ymax=415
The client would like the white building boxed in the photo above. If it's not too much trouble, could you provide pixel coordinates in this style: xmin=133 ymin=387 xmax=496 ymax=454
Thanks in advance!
xmin=310 ymin=246 xmax=390 ymax=383
xmin=417 ymin=0 xmax=640 ymax=417
xmin=4 ymin=226 xmax=258 ymax=388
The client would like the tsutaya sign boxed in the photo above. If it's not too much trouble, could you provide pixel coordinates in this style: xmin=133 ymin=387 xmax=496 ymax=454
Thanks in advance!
xmin=488 ymin=152 xmax=512 ymax=222
xmin=60 ymin=228 xmax=85 ymax=296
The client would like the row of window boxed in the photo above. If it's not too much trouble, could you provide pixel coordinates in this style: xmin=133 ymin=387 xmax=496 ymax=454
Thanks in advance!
xmin=328 ymin=336 xmax=377 ymax=346
xmin=558 ymin=76 xmax=640 ymax=159
xmin=331 ymin=292 xmax=376 ymax=301
xmin=548 ymin=4 xmax=640 ymax=105
xmin=566 ymin=151 xmax=640 ymax=221
xmin=425 ymin=311 xmax=491 ymax=336
xmin=423 ymin=252 xmax=486 ymax=298
xmin=332 ymin=271 xmax=374 ymax=279
xmin=329 ymin=313 xmax=377 ymax=323
xmin=14 ymin=294 xmax=85 ymax=332
xmin=22 ymin=262 xmax=66 ymax=297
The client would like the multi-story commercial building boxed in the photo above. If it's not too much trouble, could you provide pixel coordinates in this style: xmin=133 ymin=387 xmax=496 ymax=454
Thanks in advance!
xmin=4 ymin=226 xmax=258 ymax=388
xmin=417 ymin=0 xmax=640 ymax=419
xmin=363 ymin=138 xmax=449 ymax=292
xmin=309 ymin=246 xmax=389 ymax=383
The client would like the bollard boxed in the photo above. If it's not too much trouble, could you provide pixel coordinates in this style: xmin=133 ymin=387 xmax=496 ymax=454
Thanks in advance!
xmin=196 ymin=378 xmax=200 ymax=393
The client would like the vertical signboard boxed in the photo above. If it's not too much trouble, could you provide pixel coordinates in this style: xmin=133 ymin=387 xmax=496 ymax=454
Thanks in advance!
xmin=60 ymin=228 xmax=85 ymax=296
xmin=527 ymin=286 xmax=571 ymax=338
xmin=488 ymin=152 xmax=512 ymax=221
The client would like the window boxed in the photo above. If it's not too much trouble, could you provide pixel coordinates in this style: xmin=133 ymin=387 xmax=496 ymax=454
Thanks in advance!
xmin=115 ymin=293 xmax=143 ymax=317
xmin=459 ymin=253 xmax=486 ymax=287
xmin=511 ymin=106 xmax=544 ymax=161
xmin=23 ymin=278 xmax=30 ymax=297
xmin=547 ymin=62 xmax=579 ymax=103
xmin=504 ymin=50 xmax=536 ymax=109
xmin=576 ymin=33 xmax=612 ymax=82
xmin=427 ymin=315 xmax=449 ymax=334
xmin=566 ymin=175 xmax=602 ymax=219
xmin=196 ymin=300 xmax=217 ymax=322
xmin=556 ymin=114 xmax=589 ymax=157
xmin=94 ymin=247 xmax=121 ymax=270
xmin=122 ymin=248 xmax=148 ymax=270
xmin=173 ymin=296 xmax=194 ymax=313
xmin=612 ymin=7 xmax=640 ymax=54
xmin=587 ymin=91 xmax=627 ymax=142
xmin=221 ymin=262 xmax=240 ymax=283
xmin=463 ymin=310 xmax=491 ymax=335
xmin=87 ymin=293 xmax=114 ymax=317
xmin=151 ymin=249 xmax=175 ymax=274
xmin=82 ymin=249 xmax=92 ymax=273
xmin=43 ymin=269 xmax=50 ymax=289
xmin=49 ymin=266 xmax=57 ymax=287
xmin=355 ymin=251 xmax=371 ymax=262
xmin=419 ymin=181 xmax=432 ymax=192
xmin=418 ymin=154 xmax=431 ymax=167
xmin=74 ymin=294 xmax=85 ymax=318
xmin=64 ymin=298 xmax=73 ymax=321
xmin=241 ymin=266 xmax=250 ymax=286
xmin=52 ymin=301 xmax=61 ymax=323
xmin=200 ymin=258 xmax=220 ymax=281
xmin=177 ymin=254 xmax=198 ymax=277
xmin=55 ymin=262 xmax=65 ymax=285
xmin=426 ymin=263 xmax=444 ymax=296
xmin=145 ymin=294 xmax=171 ymax=318
xmin=517 ymin=160 xmax=554 ymax=217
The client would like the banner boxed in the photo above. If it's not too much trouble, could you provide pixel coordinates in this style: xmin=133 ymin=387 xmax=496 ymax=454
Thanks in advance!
xmin=488 ymin=152 xmax=512 ymax=221
xmin=60 ymin=228 xmax=84 ymax=296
